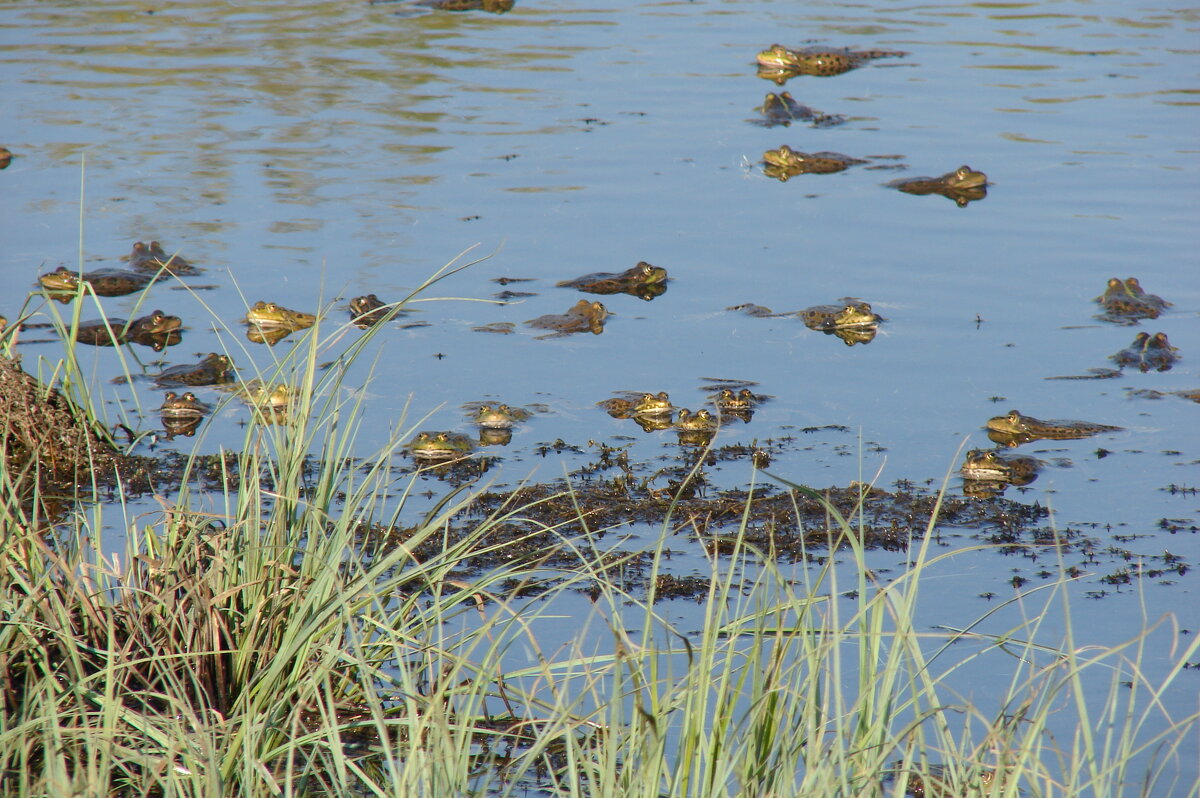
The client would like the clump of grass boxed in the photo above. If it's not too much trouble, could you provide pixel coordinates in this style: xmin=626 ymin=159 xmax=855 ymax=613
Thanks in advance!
xmin=2 ymin=258 xmax=1197 ymax=797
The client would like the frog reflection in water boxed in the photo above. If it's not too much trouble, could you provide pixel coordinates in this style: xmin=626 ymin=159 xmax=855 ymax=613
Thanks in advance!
xmin=753 ymin=92 xmax=844 ymax=128
xmin=526 ymin=300 xmax=610 ymax=337
xmin=1094 ymin=277 xmax=1171 ymax=322
xmin=756 ymin=44 xmax=907 ymax=83
xmin=154 ymin=353 xmax=236 ymax=387
xmin=985 ymin=409 xmax=1123 ymax=447
xmin=38 ymin=267 xmax=155 ymax=300
xmin=408 ymin=431 xmax=474 ymax=462
xmin=75 ymin=310 xmax=183 ymax=350
xmin=887 ymin=165 xmax=988 ymax=207
xmin=1111 ymin=332 xmax=1179 ymax=372
xmin=556 ymin=261 xmax=668 ymax=300
xmin=762 ymin=146 xmax=866 ymax=180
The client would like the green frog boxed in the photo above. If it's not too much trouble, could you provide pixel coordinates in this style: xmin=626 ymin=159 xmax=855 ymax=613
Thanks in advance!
xmin=526 ymin=300 xmax=610 ymax=336
xmin=1111 ymin=331 xmax=1179 ymax=372
xmin=349 ymin=294 xmax=395 ymax=328
xmin=245 ymin=301 xmax=317 ymax=330
xmin=38 ymin=267 xmax=155 ymax=299
xmin=154 ymin=353 xmax=236 ymax=387
xmin=762 ymin=146 xmax=867 ymax=179
xmin=753 ymin=92 xmax=844 ymax=128
xmin=75 ymin=310 xmax=183 ymax=350
xmin=556 ymin=261 xmax=669 ymax=300
xmin=674 ymin=408 xmax=718 ymax=432
xmin=960 ymin=448 xmax=1040 ymax=486
xmin=225 ymin=380 xmax=293 ymax=410
xmin=756 ymin=44 xmax=908 ymax=78
xmin=1094 ymin=277 xmax=1170 ymax=321
xmin=887 ymin=166 xmax=988 ymax=207
xmin=472 ymin=403 xmax=531 ymax=429
xmin=408 ymin=431 xmax=474 ymax=461
xmin=127 ymin=241 xmax=199 ymax=275
xmin=985 ymin=409 xmax=1123 ymax=446
xmin=635 ymin=391 xmax=673 ymax=416
xmin=800 ymin=299 xmax=881 ymax=331
xmin=898 ymin=762 xmax=997 ymax=797
xmin=159 ymin=391 xmax=210 ymax=419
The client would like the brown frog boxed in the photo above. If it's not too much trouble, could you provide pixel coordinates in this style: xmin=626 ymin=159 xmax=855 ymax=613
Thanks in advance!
xmin=887 ymin=166 xmax=988 ymax=207
xmin=556 ymin=261 xmax=668 ymax=300
xmin=415 ymin=0 xmax=514 ymax=11
xmin=349 ymin=294 xmax=396 ymax=328
xmin=75 ymin=310 xmax=183 ymax=351
xmin=1111 ymin=331 xmax=1179 ymax=372
xmin=752 ymin=92 xmax=845 ymax=128
xmin=1094 ymin=277 xmax=1171 ymax=323
xmin=159 ymin=391 xmax=210 ymax=419
xmin=38 ymin=267 xmax=155 ymax=299
xmin=985 ymin=409 xmax=1123 ymax=447
xmin=762 ymin=146 xmax=867 ymax=180
xmin=127 ymin=241 xmax=200 ymax=275
xmin=526 ymin=300 xmax=610 ymax=337
xmin=154 ymin=353 xmax=236 ymax=387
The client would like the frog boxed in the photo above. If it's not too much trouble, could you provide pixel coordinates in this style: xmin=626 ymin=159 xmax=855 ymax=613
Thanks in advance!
xmin=556 ymin=261 xmax=669 ymax=300
xmin=674 ymin=408 xmax=718 ymax=433
xmin=960 ymin=448 xmax=1040 ymax=486
xmin=349 ymin=294 xmax=396 ymax=328
xmin=752 ymin=92 xmax=844 ymax=128
xmin=799 ymin=299 xmax=881 ymax=331
xmin=0 ymin=146 xmax=12 ymax=169
xmin=245 ymin=301 xmax=317 ymax=330
xmin=227 ymin=380 xmax=293 ymax=410
xmin=75 ymin=310 xmax=183 ymax=350
xmin=715 ymin=388 xmax=759 ymax=412
xmin=159 ymin=391 xmax=210 ymax=419
xmin=634 ymin=391 xmax=673 ymax=416
xmin=415 ymin=0 xmax=514 ymax=11
xmin=985 ymin=409 xmax=1123 ymax=446
xmin=1111 ymin=331 xmax=1180 ymax=372
xmin=525 ymin=299 xmax=610 ymax=336
xmin=762 ymin=146 xmax=867 ymax=180
xmin=471 ymin=403 xmax=532 ymax=429
xmin=896 ymin=762 xmax=997 ymax=797
xmin=154 ymin=353 xmax=236 ymax=387
xmin=1094 ymin=277 xmax=1170 ymax=322
xmin=887 ymin=165 xmax=988 ymax=207
xmin=38 ymin=267 xmax=155 ymax=299
xmin=408 ymin=431 xmax=474 ymax=461
xmin=127 ymin=241 xmax=199 ymax=275
xmin=755 ymin=44 xmax=908 ymax=80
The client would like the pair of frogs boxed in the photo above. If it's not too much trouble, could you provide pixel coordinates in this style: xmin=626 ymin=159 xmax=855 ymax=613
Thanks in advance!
xmin=761 ymin=148 xmax=990 ymax=206
xmin=37 ymin=241 xmax=199 ymax=301
xmin=961 ymin=410 xmax=1125 ymax=489
xmin=526 ymin=262 xmax=669 ymax=337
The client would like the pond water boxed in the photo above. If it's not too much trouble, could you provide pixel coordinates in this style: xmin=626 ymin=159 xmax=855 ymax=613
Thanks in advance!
xmin=2 ymin=0 xmax=1197 ymax=786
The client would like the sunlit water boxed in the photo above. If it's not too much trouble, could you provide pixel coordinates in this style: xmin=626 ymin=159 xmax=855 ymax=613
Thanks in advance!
xmin=2 ymin=0 xmax=1197 ymax=786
